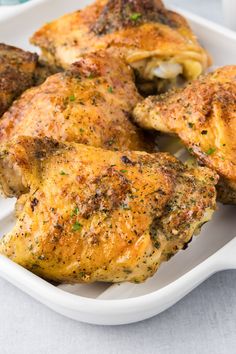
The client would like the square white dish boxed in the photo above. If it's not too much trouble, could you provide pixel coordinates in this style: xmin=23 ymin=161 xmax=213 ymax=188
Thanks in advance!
xmin=0 ymin=0 xmax=236 ymax=325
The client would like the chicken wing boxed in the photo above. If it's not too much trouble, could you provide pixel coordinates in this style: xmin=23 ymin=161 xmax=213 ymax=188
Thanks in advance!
xmin=0 ymin=136 xmax=217 ymax=283
xmin=0 ymin=51 xmax=150 ymax=152
xmin=0 ymin=43 xmax=57 ymax=117
xmin=31 ymin=0 xmax=210 ymax=94
xmin=133 ymin=66 xmax=236 ymax=204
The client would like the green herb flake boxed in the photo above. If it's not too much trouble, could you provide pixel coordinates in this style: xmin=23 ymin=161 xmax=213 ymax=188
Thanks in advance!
xmin=107 ymin=86 xmax=113 ymax=93
xmin=69 ymin=94 xmax=76 ymax=101
xmin=201 ymin=130 xmax=208 ymax=135
xmin=71 ymin=206 xmax=79 ymax=217
xmin=79 ymin=271 xmax=86 ymax=278
xmin=80 ymin=128 xmax=84 ymax=133
xmin=188 ymin=122 xmax=194 ymax=128
xmin=121 ymin=203 xmax=131 ymax=210
xmin=130 ymin=12 xmax=142 ymax=21
xmin=124 ymin=269 xmax=132 ymax=274
xmin=206 ymin=147 xmax=216 ymax=155
xmin=72 ymin=221 xmax=83 ymax=232
xmin=60 ymin=170 xmax=68 ymax=176
xmin=120 ymin=169 xmax=128 ymax=173
xmin=107 ymin=138 xmax=115 ymax=146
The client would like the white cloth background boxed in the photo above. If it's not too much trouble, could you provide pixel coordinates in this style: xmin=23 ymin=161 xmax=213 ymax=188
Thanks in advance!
xmin=1 ymin=1 xmax=236 ymax=353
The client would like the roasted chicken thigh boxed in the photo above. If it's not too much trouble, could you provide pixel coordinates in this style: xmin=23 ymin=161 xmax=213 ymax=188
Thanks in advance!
xmin=133 ymin=66 xmax=236 ymax=204
xmin=0 ymin=43 xmax=56 ymax=117
xmin=31 ymin=0 xmax=210 ymax=94
xmin=0 ymin=51 xmax=149 ymax=151
xmin=0 ymin=137 xmax=217 ymax=283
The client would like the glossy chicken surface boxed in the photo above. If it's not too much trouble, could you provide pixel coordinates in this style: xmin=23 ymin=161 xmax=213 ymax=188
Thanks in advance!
xmin=0 ymin=137 xmax=217 ymax=283
xmin=133 ymin=66 xmax=236 ymax=204
xmin=31 ymin=0 xmax=210 ymax=94
xmin=0 ymin=51 xmax=149 ymax=152
xmin=0 ymin=43 xmax=57 ymax=117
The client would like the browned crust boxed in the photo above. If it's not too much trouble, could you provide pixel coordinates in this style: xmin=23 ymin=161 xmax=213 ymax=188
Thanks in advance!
xmin=134 ymin=66 xmax=236 ymax=203
xmin=31 ymin=0 xmax=209 ymax=70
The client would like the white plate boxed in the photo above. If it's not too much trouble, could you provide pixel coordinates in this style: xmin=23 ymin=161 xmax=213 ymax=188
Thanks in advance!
xmin=0 ymin=0 xmax=236 ymax=325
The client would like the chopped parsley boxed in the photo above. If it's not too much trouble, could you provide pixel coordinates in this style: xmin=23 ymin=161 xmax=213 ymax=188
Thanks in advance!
xmin=71 ymin=206 xmax=79 ymax=217
xmin=69 ymin=94 xmax=76 ymax=101
xmin=72 ymin=221 xmax=83 ymax=232
xmin=206 ymin=147 xmax=216 ymax=155
xmin=80 ymin=128 xmax=84 ymax=133
xmin=188 ymin=122 xmax=194 ymax=128
xmin=60 ymin=170 xmax=68 ymax=175
xmin=107 ymin=138 xmax=115 ymax=146
xmin=120 ymin=169 xmax=127 ymax=173
xmin=121 ymin=203 xmax=131 ymax=210
xmin=130 ymin=12 xmax=142 ymax=21
xmin=107 ymin=86 xmax=113 ymax=93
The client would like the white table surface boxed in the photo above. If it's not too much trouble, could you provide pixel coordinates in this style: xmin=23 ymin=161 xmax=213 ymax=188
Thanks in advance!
xmin=1 ymin=1 xmax=236 ymax=353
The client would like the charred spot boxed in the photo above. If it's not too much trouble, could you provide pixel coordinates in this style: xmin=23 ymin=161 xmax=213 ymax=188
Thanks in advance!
xmin=91 ymin=0 xmax=179 ymax=36
xmin=164 ymin=204 xmax=173 ymax=212
xmin=33 ymin=137 xmax=62 ymax=160
xmin=77 ymin=167 xmax=132 ymax=218
xmin=30 ymin=197 xmax=39 ymax=211
xmin=0 ymin=43 xmax=39 ymax=115
xmin=183 ymin=236 xmax=193 ymax=250
xmin=157 ymin=188 xmax=167 ymax=196
xmin=165 ymin=252 xmax=174 ymax=261
xmin=201 ymin=130 xmax=208 ymax=135
xmin=34 ymin=150 xmax=46 ymax=159
xmin=68 ymin=59 xmax=101 ymax=79
xmin=54 ymin=223 xmax=64 ymax=231
xmin=121 ymin=155 xmax=135 ymax=165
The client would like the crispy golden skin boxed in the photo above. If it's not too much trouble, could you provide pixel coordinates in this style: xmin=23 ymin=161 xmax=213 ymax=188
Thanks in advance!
xmin=0 ymin=43 xmax=58 ymax=117
xmin=0 ymin=51 xmax=150 ymax=151
xmin=31 ymin=0 xmax=210 ymax=93
xmin=0 ymin=136 xmax=217 ymax=283
xmin=133 ymin=66 xmax=236 ymax=204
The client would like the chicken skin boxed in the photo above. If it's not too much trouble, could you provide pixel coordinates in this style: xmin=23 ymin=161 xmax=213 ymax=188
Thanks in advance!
xmin=0 ymin=51 xmax=149 ymax=152
xmin=0 ymin=136 xmax=217 ymax=284
xmin=31 ymin=0 xmax=210 ymax=94
xmin=0 ymin=43 xmax=57 ymax=117
xmin=133 ymin=66 xmax=236 ymax=204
